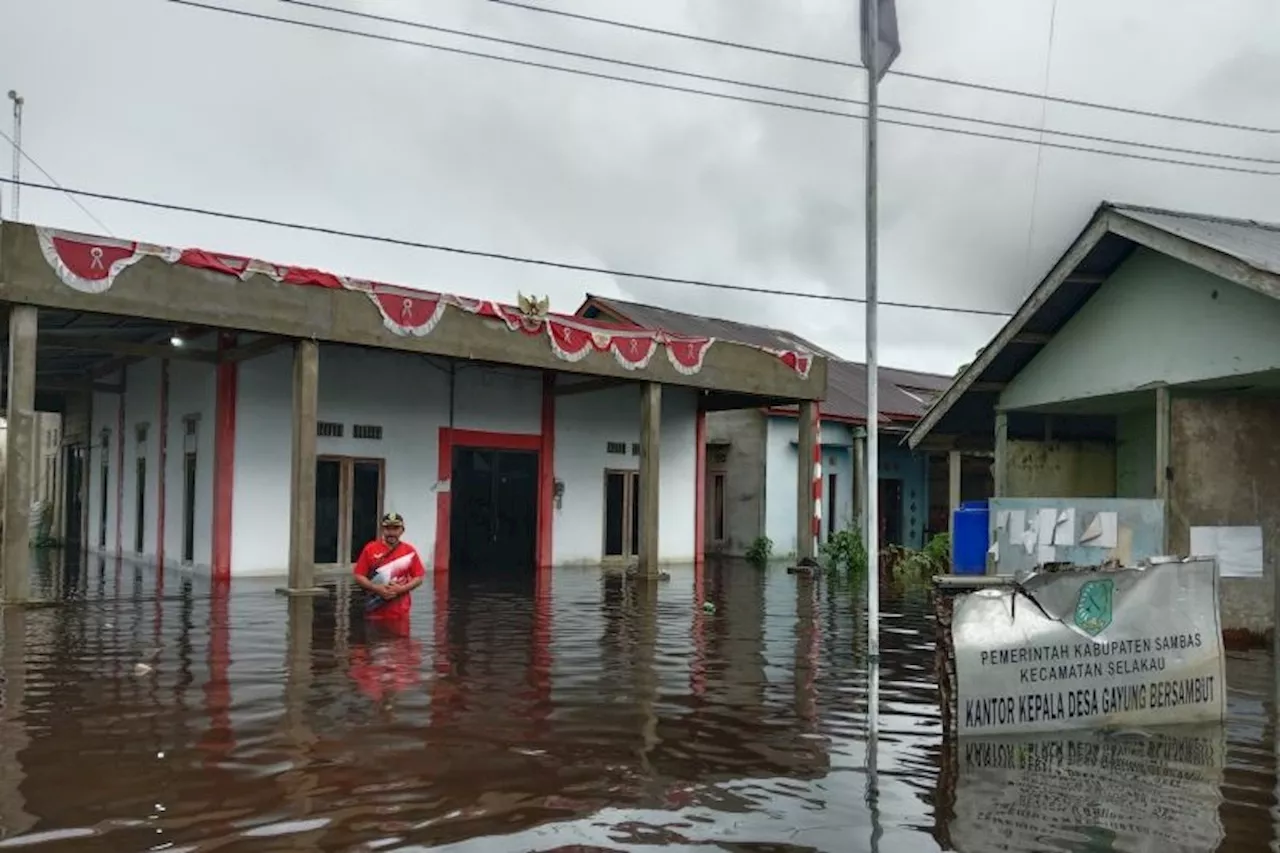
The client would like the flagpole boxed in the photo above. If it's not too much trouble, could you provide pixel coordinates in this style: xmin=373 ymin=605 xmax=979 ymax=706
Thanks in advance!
xmin=863 ymin=0 xmax=881 ymax=669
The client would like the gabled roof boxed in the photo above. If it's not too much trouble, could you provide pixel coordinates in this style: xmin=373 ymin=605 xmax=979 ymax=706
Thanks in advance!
xmin=579 ymin=295 xmax=950 ymax=423
xmin=906 ymin=202 xmax=1280 ymax=450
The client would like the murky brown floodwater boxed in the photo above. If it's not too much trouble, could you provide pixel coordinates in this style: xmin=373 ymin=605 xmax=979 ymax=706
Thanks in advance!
xmin=0 ymin=553 xmax=1274 ymax=851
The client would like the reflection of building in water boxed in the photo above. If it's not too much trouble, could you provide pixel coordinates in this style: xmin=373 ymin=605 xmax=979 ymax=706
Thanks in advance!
xmin=934 ymin=725 xmax=1227 ymax=853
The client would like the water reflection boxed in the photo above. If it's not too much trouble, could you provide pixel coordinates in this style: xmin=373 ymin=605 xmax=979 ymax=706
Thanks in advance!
xmin=0 ymin=552 xmax=1272 ymax=851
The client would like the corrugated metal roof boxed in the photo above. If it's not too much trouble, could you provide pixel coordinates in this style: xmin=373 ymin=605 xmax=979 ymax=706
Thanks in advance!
xmin=583 ymin=295 xmax=839 ymax=357
xmin=1112 ymin=204 xmax=1280 ymax=277
xmin=583 ymin=295 xmax=948 ymax=422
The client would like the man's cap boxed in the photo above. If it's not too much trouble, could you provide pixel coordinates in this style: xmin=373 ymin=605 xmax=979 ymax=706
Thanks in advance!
xmin=381 ymin=512 xmax=405 ymax=527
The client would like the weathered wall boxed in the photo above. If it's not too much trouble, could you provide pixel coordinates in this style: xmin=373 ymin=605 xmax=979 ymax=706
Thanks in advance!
xmin=1001 ymin=249 xmax=1280 ymax=410
xmin=1004 ymin=439 xmax=1116 ymax=498
xmin=1115 ymin=408 xmax=1157 ymax=499
xmin=1169 ymin=394 xmax=1280 ymax=635
xmin=705 ymin=409 xmax=766 ymax=556
xmin=764 ymin=417 xmax=857 ymax=556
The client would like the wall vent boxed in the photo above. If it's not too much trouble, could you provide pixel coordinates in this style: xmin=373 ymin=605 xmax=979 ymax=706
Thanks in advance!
xmin=606 ymin=441 xmax=627 ymax=455
xmin=317 ymin=421 xmax=344 ymax=438
xmin=353 ymin=424 xmax=383 ymax=440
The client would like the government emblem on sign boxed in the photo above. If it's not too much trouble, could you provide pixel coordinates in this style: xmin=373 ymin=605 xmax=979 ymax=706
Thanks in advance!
xmin=1073 ymin=578 xmax=1114 ymax=637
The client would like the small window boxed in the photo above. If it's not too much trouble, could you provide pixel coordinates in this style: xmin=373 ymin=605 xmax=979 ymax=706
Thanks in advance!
xmin=135 ymin=423 xmax=149 ymax=444
xmin=631 ymin=443 xmax=640 ymax=457
xmin=184 ymin=416 xmax=199 ymax=437
xmin=317 ymin=421 xmax=344 ymax=438
xmin=353 ymin=424 xmax=383 ymax=441
xmin=606 ymin=441 xmax=627 ymax=455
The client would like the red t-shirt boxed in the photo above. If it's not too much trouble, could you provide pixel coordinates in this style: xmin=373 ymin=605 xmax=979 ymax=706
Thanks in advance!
xmin=354 ymin=539 xmax=426 ymax=622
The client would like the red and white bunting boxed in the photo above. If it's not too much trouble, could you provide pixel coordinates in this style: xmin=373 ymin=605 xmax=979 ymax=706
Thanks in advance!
xmin=34 ymin=227 xmax=815 ymax=379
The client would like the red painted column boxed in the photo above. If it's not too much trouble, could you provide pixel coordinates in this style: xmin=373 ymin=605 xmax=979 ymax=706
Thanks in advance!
xmin=114 ymin=367 xmax=126 ymax=559
xmin=538 ymin=372 xmax=556 ymax=574
xmin=212 ymin=333 xmax=238 ymax=581
xmin=156 ymin=360 xmax=170 ymax=576
xmin=694 ymin=407 xmax=707 ymax=569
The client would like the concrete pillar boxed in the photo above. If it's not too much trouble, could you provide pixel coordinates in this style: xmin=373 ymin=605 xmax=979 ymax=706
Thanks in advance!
xmin=3 ymin=306 xmax=37 ymax=603
xmin=637 ymin=382 xmax=661 ymax=577
xmin=947 ymin=450 xmax=962 ymax=542
xmin=853 ymin=429 xmax=867 ymax=531
xmin=284 ymin=339 xmax=321 ymax=594
xmin=993 ymin=412 xmax=1009 ymax=498
xmin=796 ymin=400 xmax=818 ymax=561
xmin=1155 ymin=385 xmax=1171 ymax=551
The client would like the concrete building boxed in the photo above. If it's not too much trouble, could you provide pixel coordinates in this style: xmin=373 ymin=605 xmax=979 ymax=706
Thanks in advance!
xmin=908 ymin=202 xmax=1280 ymax=636
xmin=0 ymin=223 xmax=828 ymax=600
xmin=577 ymin=296 xmax=959 ymax=558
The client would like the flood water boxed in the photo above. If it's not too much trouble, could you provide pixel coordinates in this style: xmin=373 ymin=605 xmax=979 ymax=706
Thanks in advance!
xmin=0 ymin=554 xmax=1275 ymax=852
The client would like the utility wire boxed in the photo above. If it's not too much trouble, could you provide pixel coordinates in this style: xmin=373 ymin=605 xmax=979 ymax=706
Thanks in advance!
xmin=0 ymin=177 xmax=1014 ymax=317
xmin=0 ymin=128 xmax=114 ymax=235
xmin=273 ymin=0 xmax=1280 ymax=168
xmin=485 ymin=0 xmax=1280 ymax=136
xmin=167 ymin=1 xmax=1280 ymax=177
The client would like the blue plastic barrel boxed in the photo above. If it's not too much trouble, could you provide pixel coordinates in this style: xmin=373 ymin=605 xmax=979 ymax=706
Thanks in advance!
xmin=951 ymin=500 xmax=990 ymax=575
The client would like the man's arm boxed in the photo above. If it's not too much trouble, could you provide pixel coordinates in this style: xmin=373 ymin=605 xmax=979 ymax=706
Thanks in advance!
xmin=393 ymin=550 xmax=427 ymax=595
xmin=352 ymin=545 xmax=382 ymax=594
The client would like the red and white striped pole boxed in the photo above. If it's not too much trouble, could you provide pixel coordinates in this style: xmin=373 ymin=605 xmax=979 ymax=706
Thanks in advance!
xmin=812 ymin=405 xmax=822 ymax=556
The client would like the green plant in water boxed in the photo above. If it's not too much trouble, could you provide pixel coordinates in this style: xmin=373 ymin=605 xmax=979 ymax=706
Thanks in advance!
xmin=745 ymin=535 xmax=773 ymax=567
xmin=887 ymin=532 xmax=951 ymax=586
xmin=820 ymin=526 xmax=868 ymax=579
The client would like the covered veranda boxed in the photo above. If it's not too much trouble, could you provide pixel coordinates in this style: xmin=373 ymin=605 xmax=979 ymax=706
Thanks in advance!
xmin=0 ymin=221 xmax=828 ymax=602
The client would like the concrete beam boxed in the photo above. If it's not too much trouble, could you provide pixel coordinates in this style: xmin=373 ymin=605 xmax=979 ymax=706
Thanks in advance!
xmin=554 ymin=377 xmax=630 ymax=397
xmin=1 ymin=223 xmax=826 ymax=401
xmin=3 ymin=305 xmax=37 ymax=602
xmin=947 ymin=450 xmax=962 ymax=546
xmin=40 ymin=335 xmax=218 ymax=363
xmin=283 ymin=339 xmax=322 ymax=595
xmin=993 ymin=412 xmax=1009 ymax=499
xmin=220 ymin=335 xmax=289 ymax=364
xmin=637 ymin=382 xmax=661 ymax=577
xmin=796 ymin=401 xmax=817 ymax=561
xmin=1155 ymin=385 xmax=1171 ymax=551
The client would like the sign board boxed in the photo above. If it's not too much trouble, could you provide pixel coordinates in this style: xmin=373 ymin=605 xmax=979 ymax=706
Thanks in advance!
xmin=952 ymin=559 xmax=1225 ymax=736
xmin=949 ymin=725 xmax=1226 ymax=853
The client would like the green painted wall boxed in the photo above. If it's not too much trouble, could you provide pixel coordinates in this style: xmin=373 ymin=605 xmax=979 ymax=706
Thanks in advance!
xmin=1115 ymin=409 xmax=1156 ymax=498
xmin=1001 ymin=249 xmax=1280 ymax=410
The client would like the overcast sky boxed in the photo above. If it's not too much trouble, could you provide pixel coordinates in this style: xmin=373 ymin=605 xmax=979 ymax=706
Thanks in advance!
xmin=2 ymin=0 xmax=1278 ymax=374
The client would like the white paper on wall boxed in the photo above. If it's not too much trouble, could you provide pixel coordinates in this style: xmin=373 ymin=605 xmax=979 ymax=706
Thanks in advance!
xmin=1021 ymin=527 xmax=1037 ymax=555
xmin=1036 ymin=508 xmax=1057 ymax=546
xmin=1080 ymin=511 xmax=1118 ymax=549
xmin=1008 ymin=511 xmax=1026 ymax=545
xmin=1037 ymin=544 xmax=1056 ymax=565
xmin=1189 ymin=526 xmax=1264 ymax=579
xmin=996 ymin=510 xmax=1010 ymax=532
xmin=1053 ymin=509 xmax=1076 ymax=546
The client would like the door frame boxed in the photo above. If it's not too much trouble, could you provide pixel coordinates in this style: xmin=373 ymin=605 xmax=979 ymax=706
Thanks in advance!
xmin=315 ymin=455 xmax=386 ymax=570
xmin=601 ymin=468 xmax=641 ymax=564
xmin=435 ymin=427 xmax=551 ymax=574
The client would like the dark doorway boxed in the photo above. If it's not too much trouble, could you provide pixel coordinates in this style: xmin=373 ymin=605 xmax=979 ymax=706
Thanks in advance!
xmin=63 ymin=445 xmax=85 ymax=548
xmin=450 ymin=447 xmax=539 ymax=575
xmin=182 ymin=452 xmax=197 ymax=564
xmin=826 ymin=472 xmax=837 ymax=542
xmin=134 ymin=457 xmax=147 ymax=555
xmin=603 ymin=470 xmax=640 ymax=560
xmin=315 ymin=458 xmax=343 ymax=565
xmin=878 ymin=478 xmax=903 ymax=548
xmin=349 ymin=461 xmax=382 ymax=564
xmin=98 ymin=434 xmax=110 ymax=549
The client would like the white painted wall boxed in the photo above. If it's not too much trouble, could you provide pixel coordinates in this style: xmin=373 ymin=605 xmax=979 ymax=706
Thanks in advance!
xmin=95 ymin=343 xmax=700 ymax=576
xmin=87 ymin=355 xmax=218 ymax=569
xmin=553 ymin=382 xmax=698 ymax=565
xmin=763 ymin=416 xmax=855 ymax=557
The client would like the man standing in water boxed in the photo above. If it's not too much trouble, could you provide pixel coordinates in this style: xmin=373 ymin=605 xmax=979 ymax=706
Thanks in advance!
xmin=353 ymin=512 xmax=427 ymax=628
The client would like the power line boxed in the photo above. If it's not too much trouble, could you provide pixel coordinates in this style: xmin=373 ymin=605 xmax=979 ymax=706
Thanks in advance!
xmin=486 ymin=0 xmax=1280 ymax=136
xmin=0 ymin=128 xmax=114 ymax=235
xmin=167 ymin=1 xmax=1280 ymax=177
xmin=0 ymin=177 xmax=1014 ymax=317
xmin=273 ymin=0 xmax=1280 ymax=168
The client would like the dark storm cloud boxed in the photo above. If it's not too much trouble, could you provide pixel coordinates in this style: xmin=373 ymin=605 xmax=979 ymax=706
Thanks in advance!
xmin=1 ymin=0 xmax=1277 ymax=373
